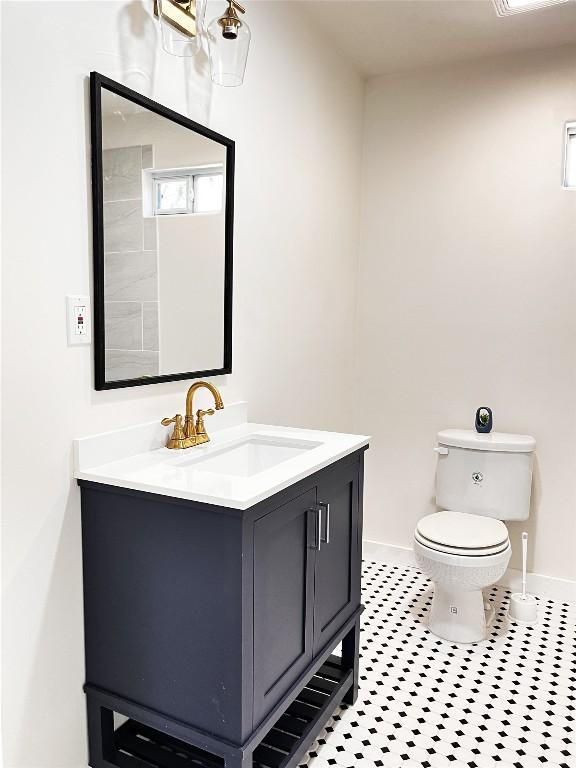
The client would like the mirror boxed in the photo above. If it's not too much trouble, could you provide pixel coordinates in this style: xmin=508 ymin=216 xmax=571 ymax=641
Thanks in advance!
xmin=90 ymin=72 xmax=233 ymax=390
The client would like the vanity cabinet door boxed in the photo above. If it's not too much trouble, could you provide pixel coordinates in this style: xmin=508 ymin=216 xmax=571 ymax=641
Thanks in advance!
xmin=312 ymin=459 xmax=361 ymax=656
xmin=253 ymin=488 xmax=317 ymax=725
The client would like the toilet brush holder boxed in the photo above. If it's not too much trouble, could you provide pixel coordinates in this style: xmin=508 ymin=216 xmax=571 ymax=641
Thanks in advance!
xmin=508 ymin=531 xmax=538 ymax=624
xmin=508 ymin=592 xmax=538 ymax=624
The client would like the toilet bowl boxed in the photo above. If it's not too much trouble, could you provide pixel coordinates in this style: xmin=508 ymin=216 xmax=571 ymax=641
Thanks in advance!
xmin=414 ymin=429 xmax=535 ymax=644
xmin=414 ymin=510 xmax=511 ymax=643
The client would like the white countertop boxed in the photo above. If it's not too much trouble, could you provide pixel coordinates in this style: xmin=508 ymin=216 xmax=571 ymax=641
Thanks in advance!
xmin=74 ymin=403 xmax=369 ymax=510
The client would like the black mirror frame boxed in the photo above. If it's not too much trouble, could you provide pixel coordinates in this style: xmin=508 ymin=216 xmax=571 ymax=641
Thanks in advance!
xmin=90 ymin=72 xmax=234 ymax=390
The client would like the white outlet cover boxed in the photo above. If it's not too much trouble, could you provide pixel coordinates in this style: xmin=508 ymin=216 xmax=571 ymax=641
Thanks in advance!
xmin=66 ymin=295 xmax=91 ymax=345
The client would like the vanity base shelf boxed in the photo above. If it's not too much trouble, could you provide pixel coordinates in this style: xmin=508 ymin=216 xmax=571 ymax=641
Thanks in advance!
xmin=110 ymin=657 xmax=352 ymax=768
xmin=114 ymin=721 xmax=223 ymax=768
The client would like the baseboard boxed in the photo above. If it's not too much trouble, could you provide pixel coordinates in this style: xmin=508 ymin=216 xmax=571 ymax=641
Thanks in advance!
xmin=363 ymin=539 xmax=417 ymax=569
xmin=498 ymin=568 xmax=576 ymax=604
xmin=362 ymin=538 xmax=576 ymax=604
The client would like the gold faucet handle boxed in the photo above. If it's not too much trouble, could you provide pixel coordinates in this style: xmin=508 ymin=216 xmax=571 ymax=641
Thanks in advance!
xmin=161 ymin=414 xmax=187 ymax=449
xmin=195 ymin=408 xmax=215 ymax=436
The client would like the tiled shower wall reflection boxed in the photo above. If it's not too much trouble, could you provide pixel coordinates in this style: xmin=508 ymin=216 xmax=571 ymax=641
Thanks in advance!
xmin=103 ymin=144 xmax=159 ymax=381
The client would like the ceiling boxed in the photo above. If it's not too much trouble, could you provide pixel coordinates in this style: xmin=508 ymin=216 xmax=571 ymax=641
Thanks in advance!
xmin=301 ymin=0 xmax=576 ymax=77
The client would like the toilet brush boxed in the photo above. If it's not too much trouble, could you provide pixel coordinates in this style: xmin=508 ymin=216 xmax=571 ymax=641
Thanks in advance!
xmin=508 ymin=532 xmax=538 ymax=624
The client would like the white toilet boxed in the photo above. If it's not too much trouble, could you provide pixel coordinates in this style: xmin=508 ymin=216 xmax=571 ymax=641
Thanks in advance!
xmin=414 ymin=429 xmax=535 ymax=644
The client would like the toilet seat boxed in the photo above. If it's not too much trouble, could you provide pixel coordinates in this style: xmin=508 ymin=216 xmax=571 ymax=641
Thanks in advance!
xmin=415 ymin=510 xmax=509 ymax=557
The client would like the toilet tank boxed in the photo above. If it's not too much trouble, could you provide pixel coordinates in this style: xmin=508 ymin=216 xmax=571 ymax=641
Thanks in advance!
xmin=435 ymin=429 xmax=535 ymax=521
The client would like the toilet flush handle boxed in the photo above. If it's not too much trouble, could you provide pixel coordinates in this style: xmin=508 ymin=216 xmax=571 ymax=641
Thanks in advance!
xmin=434 ymin=445 xmax=449 ymax=455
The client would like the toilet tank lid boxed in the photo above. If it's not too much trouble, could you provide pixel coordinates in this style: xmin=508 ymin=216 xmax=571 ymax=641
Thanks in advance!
xmin=438 ymin=429 xmax=536 ymax=453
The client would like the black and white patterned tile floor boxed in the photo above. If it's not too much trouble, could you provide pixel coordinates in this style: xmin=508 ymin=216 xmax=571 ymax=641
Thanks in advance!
xmin=300 ymin=561 xmax=575 ymax=768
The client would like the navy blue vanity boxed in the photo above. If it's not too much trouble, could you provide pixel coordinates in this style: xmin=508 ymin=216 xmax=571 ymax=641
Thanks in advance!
xmin=79 ymin=448 xmax=366 ymax=768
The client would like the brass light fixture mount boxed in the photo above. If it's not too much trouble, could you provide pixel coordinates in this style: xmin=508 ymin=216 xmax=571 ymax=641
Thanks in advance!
xmin=217 ymin=0 xmax=246 ymax=39
xmin=153 ymin=0 xmax=198 ymax=39
xmin=154 ymin=0 xmax=251 ymax=85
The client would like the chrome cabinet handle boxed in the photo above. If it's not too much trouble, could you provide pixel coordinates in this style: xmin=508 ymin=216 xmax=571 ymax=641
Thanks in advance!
xmin=318 ymin=501 xmax=330 ymax=544
xmin=317 ymin=507 xmax=322 ymax=550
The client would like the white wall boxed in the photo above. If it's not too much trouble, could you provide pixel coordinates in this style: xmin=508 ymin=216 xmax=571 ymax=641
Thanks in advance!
xmin=158 ymin=213 xmax=225 ymax=372
xmin=0 ymin=2 xmax=364 ymax=766
xmin=357 ymin=45 xmax=576 ymax=582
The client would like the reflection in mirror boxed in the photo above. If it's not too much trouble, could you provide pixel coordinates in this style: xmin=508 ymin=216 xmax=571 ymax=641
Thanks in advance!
xmin=92 ymin=74 xmax=233 ymax=389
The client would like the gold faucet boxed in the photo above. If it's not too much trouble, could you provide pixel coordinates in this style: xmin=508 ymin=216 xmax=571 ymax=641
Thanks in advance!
xmin=161 ymin=381 xmax=224 ymax=449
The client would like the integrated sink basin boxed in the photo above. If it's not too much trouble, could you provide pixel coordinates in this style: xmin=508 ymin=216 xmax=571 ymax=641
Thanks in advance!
xmin=74 ymin=401 xmax=370 ymax=509
xmin=175 ymin=435 xmax=322 ymax=478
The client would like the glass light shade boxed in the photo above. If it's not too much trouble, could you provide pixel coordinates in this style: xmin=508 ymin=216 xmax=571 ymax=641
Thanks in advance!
xmin=157 ymin=0 xmax=206 ymax=57
xmin=207 ymin=14 xmax=251 ymax=87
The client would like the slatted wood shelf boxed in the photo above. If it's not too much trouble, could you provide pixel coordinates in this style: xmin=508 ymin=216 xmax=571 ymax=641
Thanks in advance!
xmin=113 ymin=656 xmax=352 ymax=768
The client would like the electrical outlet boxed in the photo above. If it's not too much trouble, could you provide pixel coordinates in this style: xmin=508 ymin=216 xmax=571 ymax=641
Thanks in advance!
xmin=66 ymin=295 xmax=91 ymax=345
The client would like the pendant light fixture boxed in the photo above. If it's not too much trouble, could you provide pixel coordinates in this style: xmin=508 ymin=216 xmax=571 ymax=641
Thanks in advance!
xmin=207 ymin=0 xmax=251 ymax=87
xmin=154 ymin=0 xmax=206 ymax=57
xmin=153 ymin=0 xmax=250 ymax=87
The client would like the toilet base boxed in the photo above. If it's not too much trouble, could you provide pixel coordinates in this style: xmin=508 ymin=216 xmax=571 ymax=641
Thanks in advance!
xmin=427 ymin=586 xmax=492 ymax=644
